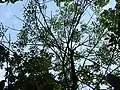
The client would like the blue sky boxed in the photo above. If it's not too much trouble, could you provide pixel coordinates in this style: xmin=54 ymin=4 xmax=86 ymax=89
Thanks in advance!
xmin=0 ymin=1 xmax=25 ymax=43
xmin=103 ymin=0 xmax=116 ymax=9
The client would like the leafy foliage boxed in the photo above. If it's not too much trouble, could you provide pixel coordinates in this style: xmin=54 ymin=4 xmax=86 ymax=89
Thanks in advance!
xmin=16 ymin=0 xmax=113 ymax=90
xmin=0 ymin=0 xmax=120 ymax=90
xmin=98 ymin=1 xmax=120 ymax=47
xmin=93 ymin=0 xmax=109 ymax=7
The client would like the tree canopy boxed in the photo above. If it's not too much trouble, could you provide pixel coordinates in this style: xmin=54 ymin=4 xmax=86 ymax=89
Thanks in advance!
xmin=0 ymin=0 xmax=120 ymax=90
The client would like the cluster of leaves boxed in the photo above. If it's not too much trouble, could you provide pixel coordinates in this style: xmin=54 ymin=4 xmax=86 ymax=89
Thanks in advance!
xmin=0 ymin=44 xmax=59 ymax=90
xmin=93 ymin=0 xmax=109 ymax=7
xmin=0 ymin=23 xmax=60 ymax=89
xmin=94 ymin=0 xmax=120 ymax=89
xmin=97 ymin=1 xmax=120 ymax=48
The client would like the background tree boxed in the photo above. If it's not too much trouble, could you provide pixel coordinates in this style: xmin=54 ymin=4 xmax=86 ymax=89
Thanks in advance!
xmin=92 ymin=0 xmax=120 ymax=89
xmin=16 ymin=0 xmax=115 ymax=90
